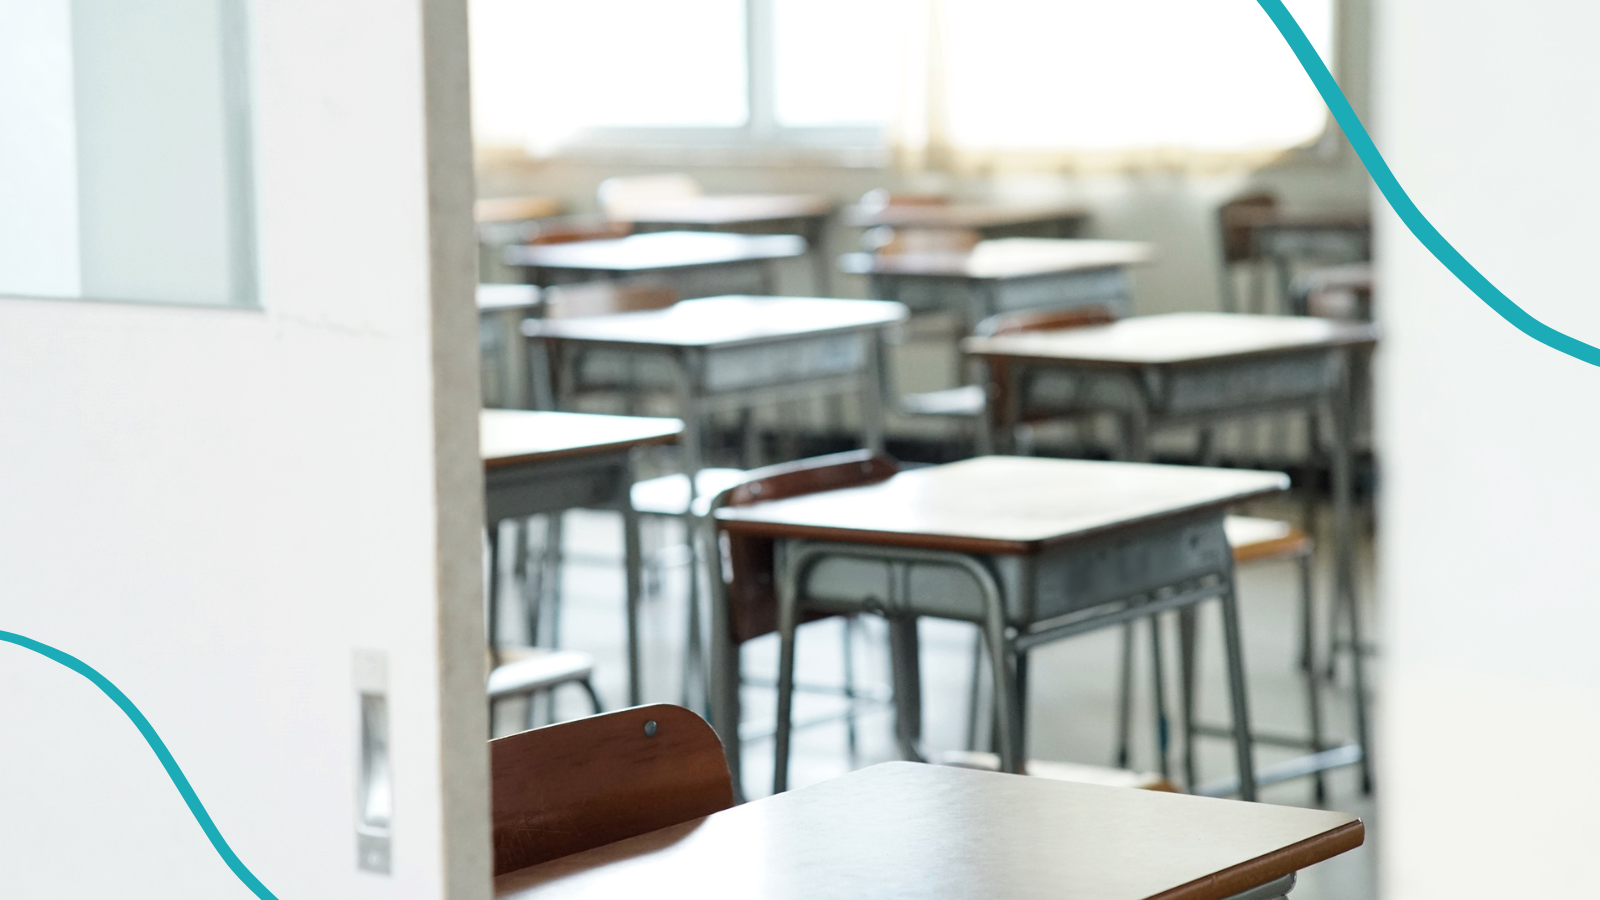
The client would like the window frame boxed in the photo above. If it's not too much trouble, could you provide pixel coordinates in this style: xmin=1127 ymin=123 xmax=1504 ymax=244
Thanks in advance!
xmin=549 ymin=0 xmax=890 ymax=158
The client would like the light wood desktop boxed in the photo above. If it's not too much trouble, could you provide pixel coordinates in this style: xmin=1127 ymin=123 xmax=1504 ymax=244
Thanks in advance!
xmin=495 ymin=761 xmax=1363 ymax=900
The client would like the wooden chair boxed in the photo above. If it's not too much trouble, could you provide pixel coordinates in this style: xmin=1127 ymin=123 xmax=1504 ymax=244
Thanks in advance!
xmin=1291 ymin=262 xmax=1373 ymax=320
xmin=1216 ymin=191 xmax=1278 ymax=313
xmin=490 ymin=703 xmax=733 ymax=875
xmin=901 ymin=304 xmax=1118 ymax=454
xmin=597 ymin=173 xmax=702 ymax=221
xmin=475 ymin=196 xmax=562 ymax=224
xmin=487 ymin=647 xmax=602 ymax=735
xmin=523 ymin=219 xmax=632 ymax=246
xmin=707 ymin=450 xmax=902 ymax=796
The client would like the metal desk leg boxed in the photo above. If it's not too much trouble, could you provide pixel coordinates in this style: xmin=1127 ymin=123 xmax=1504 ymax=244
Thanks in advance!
xmin=1219 ymin=562 xmax=1259 ymax=801
xmin=1298 ymin=550 xmax=1329 ymax=804
xmin=1115 ymin=622 xmax=1136 ymax=769
xmin=806 ymin=216 xmax=831 ymax=297
xmin=1149 ymin=614 xmax=1172 ymax=782
xmin=486 ymin=521 xmax=502 ymax=737
xmin=1178 ymin=607 xmax=1199 ymax=790
xmin=707 ymin=530 xmax=745 ymax=801
xmin=1330 ymin=351 xmax=1374 ymax=793
xmin=773 ymin=551 xmax=801 ymax=795
xmin=540 ymin=513 xmax=565 ymax=648
xmin=862 ymin=333 xmax=887 ymax=453
xmin=673 ymin=351 xmax=708 ymax=706
xmin=622 ymin=502 xmax=645 ymax=707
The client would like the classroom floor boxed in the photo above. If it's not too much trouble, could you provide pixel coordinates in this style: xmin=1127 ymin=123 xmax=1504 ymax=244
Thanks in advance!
xmin=490 ymin=500 xmax=1378 ymax=900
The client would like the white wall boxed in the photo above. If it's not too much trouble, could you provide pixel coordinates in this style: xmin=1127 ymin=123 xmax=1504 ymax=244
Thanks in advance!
xmin=1376 ymin=1 xmax=1600 ymax=896
xmin=0 ymin=2 xmax=486 ymax=899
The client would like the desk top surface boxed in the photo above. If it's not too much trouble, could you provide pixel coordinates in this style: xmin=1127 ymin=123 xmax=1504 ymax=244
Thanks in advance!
xmin=840 ymin=238 xmax=1155 ymax=279
xmin=504 ymin=230 xmax=807 ymax=271
xmin=495 ymin=762 xmax=1363 ymax=900
xmin=613 ymin=193 xmax=835 ymax=226
xmin=477 ymin=283 xmax=543 ymax=312
xmin=522 ymin=295 xmax=907 ymax=349
xmin=480 ymin=410 xmax=682 ymax=469
xmin=715 ymin=456 xmax=1287 ymax=554
xmin=965 ymin=313 xmax=1379 ymax=367
xmin=842 ymin=200 xmax=1089 ymax=230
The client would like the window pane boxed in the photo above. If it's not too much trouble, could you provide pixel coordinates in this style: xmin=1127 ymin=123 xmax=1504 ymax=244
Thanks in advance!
xmin=471 ymin=0 xmax=747 ymax=149
xmin=773 ymin=0 xmax=906 ymax=128
xmin=939 ymin=0 xmax=1334 ymax=152
xmin=0 ymin=0 xmax=255 ymax=306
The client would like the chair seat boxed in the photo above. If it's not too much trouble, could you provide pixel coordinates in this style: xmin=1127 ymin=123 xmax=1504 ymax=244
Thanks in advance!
xmin=631 ymin=468 xmax=748 ymax=518
xmin=487 ymin=648 xmax=595 ymax=699
xmin=901 ymin=384 xmax=986 ymax=418
xmin=1225 ymin=515 xmax=1311 ymax=564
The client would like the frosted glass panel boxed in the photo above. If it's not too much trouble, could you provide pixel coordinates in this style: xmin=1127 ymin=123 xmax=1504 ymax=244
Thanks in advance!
xmin=0 ymin=0 xmax=256 ymax=307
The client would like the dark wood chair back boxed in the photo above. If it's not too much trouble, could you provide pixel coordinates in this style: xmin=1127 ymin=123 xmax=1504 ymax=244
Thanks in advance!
xmin=715 ymin=450 xmax=900 ymax=643
xmin=541 ymin=282 xmax=680 ymax=319
xmin=977 ymin=304 xmax=1117 ymax=337
xmin=524 ymin=220 xmax=632 ymax=246
xmin=1218 ymin=191 xmax=1278 ymax=263
xmin=490 ymin=704 xmax=733 ymax=875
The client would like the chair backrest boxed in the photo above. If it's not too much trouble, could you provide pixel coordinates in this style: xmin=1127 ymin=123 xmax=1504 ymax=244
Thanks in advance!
xmin=524 ymin=219 xmax=632 ymax=246
xmin=597 ymin=173 xmax=703 ymax=219
xmin=541 ymin=281 xmax=680 ymax=319
xmin=712 ymin=450 xmax=900 ymax=644
xmin=489 ymin=704 xmax=734 ymax=875
xmin=858 ymin=188 xmax=949 ymax=211
xmin=976 ymin=304 xmax=1118 ymax=337
xmin=475 ymin=196 xmax=562 ymax=224
xmin=1217 ymin=191 xmax=1278 ymax=263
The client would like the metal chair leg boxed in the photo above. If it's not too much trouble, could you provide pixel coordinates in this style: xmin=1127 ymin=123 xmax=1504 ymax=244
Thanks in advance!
xmin=773 ymin=558 xmax=801 ymax=795
xmin=541 ymin=512 xmax=565 ymax=648
xmin=579 ymin=678 xmax=604 ymax=715
xmin=842 ymin=615 xmax=860 ymax=765
xmin=622 ymin=505 xmax=644 ymax=707
xmin=1298 ymin=551 xmax=1328 ymax=804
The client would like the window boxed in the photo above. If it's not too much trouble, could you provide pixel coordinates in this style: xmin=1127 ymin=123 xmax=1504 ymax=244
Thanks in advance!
xmin=470 ymin=0 xmax=1335 ymax=162
xmin=0 ymin=0 xmax=256 ymax=306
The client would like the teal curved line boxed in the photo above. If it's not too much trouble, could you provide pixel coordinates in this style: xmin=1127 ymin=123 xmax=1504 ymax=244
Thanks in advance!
xmin=1256 ymin=0 xmax=1600 ymax=367
xmin=0 ymin=630 xmax=279 ymax=900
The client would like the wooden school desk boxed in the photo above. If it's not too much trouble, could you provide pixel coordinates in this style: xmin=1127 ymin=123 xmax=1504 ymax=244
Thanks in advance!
xmin=840 ymin=238 xmax=1155 ymax=328
xmin=481 ymin=410 xmax=682 ymax=704
xmin=523 ymin=296 xmax=908 ymax=479
xmin=842 ymin=199 xmax=1089 ymax=238
xmin=715 ymin=456 xmax=1288 ymax=799
xmin=495 ymin=761 xmax=1363 ymax=900
xmin=610 ymin=193 xmax=838 ymax=295
xmin=965 ymin=313 xmax=1379 ymax=791
xmin=504 ymin=230 xmax=807 ymax=298
xmin=478 ymin=284 xmax=543 ymax=409
xmin=1237 ymin=211 xmax=1371 ymax=314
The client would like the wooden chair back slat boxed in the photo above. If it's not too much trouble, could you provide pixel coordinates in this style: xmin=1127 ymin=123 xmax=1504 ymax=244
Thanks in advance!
xmin=716 ymin=450 xmax=900 ymax=644
xmin=490 ymin=704 xmax=733 ymax=875
xmin=541 ymin=282 xmax=680 ymax=319
xmin=1218 ymin=191 xmax=1278 ymax=263
xmin=977 ymin=304 xmax=1117 ymax=337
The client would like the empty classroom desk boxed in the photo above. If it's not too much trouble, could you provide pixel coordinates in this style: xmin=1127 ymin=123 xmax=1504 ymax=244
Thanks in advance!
xmin=1242 ymin=211 xmax=1371 ymax=313
xmin=523 ymin=295 xmax=908 ymax=480
xmin=495 ymin=761 xmax=1363 ymax=900
xmin=478 ymin=284 xmax=543 ymax=409
xmin=481 ymin=409 xmax=682 ymax=705
xmin=842 ymin=199 xmax=1089 ymax=238
xmin=609 ymin=193 xmax=838 ymax=295
xmin=715 ymin=456 xmax=1288 ymax=798
xmin=841 ymin=238 xmax=1155 ymax=328
xmin=504 ymin=230 xmax=807 ymax=298
xmin=965 ymin=312 xmax=1379 ymax=791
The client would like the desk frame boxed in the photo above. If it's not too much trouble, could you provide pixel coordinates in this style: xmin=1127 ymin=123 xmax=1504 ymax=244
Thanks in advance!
xmin=765 ymin=510 xmax=1259 ymax=800
xmin=975 ymin=342 xmax=1374 ymax=793
xmin=485 ymin=447 xmax=652 ymax=706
